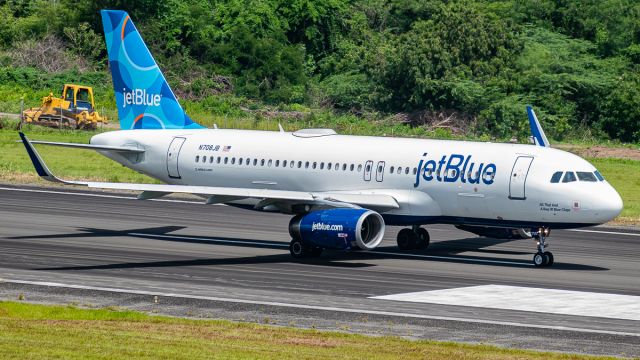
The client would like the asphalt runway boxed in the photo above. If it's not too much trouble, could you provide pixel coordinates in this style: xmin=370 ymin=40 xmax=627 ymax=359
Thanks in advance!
xmin=0 ymin=185 xmax=639 ymax=357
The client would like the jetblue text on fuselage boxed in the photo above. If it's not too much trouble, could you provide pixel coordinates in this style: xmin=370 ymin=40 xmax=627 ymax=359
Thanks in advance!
xmin=413 ymin=153 xmax=497 ymax=187
xmin=122 ymin=88 xmax=161 ymax=108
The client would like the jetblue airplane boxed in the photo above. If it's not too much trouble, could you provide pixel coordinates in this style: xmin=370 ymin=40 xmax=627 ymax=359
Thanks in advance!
xmin=20 ymin=10 xmax=623 ymax=267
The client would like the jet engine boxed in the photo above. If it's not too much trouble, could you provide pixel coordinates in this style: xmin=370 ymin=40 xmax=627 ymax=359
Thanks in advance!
xmin=455 ymin=225 xmax=533 ymax=239
xmin=289 ymin=208 xmax=385 ymax=250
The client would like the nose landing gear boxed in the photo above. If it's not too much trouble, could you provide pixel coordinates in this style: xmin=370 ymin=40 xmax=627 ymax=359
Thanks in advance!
xmin=397 ymin=225 xmax=430 ymax=250
xmin=532 ymin=227 xmax=554 ymax=267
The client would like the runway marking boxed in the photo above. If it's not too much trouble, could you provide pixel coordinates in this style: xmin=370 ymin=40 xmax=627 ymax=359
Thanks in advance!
xmin=568 ymin=229 xmax=640 ymax=237
xmin=372 ymin=285 xmax=640 ymax=321
xmin=371 ymin=251 xmax=532 ymax=266
xmin=0 ymin=186 xmax=202 ymax=204
xmin=2 ymin=279 xmax=638 ymax=337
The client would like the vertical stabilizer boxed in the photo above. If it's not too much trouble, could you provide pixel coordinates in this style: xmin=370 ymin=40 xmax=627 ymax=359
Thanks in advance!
xmin=101 ymin=10 xmax=204 ymax=130
xmin=526 ymin=106 xmax=550 ymax=147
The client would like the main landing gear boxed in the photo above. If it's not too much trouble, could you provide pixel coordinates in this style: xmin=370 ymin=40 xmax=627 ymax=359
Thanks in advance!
xmin=289 ymin=238 xmax=323 ymax=259
xmin=532 ymin=227 xmax=554 ymax=268
xmin=396 ymin=225 xmax=430 ymax=250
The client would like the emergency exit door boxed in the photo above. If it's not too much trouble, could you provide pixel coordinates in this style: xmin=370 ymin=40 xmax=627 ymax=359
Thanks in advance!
xmin=509 ymin=156 xmax=534 ymax=200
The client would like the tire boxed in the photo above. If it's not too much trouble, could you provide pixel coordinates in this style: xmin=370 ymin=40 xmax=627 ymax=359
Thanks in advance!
xmin=289 ymin=238 xmax=307 ymax=258
xmin=397 ymin=228 xmax=416 ymax=250
xmin=415 ymin=228 xmax=430 ymax=249
xmin=544 ymin=251 xmax=554 ymax=267
xmin=533 ymin=252 xmax=545 ymax=267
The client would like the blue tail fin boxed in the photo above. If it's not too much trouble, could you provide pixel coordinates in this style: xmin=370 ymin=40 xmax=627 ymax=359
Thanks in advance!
xmin=100 ymin=10 xmax=204 ymax=130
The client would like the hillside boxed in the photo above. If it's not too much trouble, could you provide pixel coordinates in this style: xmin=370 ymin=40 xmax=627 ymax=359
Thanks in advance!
xmin=0 ymin=0 xmax=638 ymax=142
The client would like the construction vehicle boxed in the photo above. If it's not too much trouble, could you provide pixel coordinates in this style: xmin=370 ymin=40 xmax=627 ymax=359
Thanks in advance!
xmin=22 ymin=84 xmax=108 ymax=130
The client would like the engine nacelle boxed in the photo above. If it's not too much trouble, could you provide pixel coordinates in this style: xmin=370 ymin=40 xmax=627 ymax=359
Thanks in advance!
xmin=455 ymin=225 xmax=533 ymax=239
xmin=289 ymin=208 xmax=385 ymax=250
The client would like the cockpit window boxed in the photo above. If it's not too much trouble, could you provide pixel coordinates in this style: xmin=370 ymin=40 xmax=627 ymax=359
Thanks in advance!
xmin=594 ymin=170 xmax=605 ymax=181
xmin=577 ymin=171 xmax=597 ymax=182
xmin=550 ymin=171 xmax=563 ymax=183
xmin=562 ymin=171 xmax=577 ymax=183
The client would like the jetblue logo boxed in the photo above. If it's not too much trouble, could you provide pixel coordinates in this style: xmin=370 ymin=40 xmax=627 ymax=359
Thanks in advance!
xmin=122 ymin=88 xmax=161 ymax=108
xmin=311 ymin=222 xmax=344 ymax=231
xmin=413 ymin=153 xmax=496 ymax=188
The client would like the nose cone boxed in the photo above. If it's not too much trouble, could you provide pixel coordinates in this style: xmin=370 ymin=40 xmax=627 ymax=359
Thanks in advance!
xmin=595 ymin=184 xmax=623 ymax=223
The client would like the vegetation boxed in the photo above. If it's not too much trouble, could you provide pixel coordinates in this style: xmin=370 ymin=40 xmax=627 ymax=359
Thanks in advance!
xmin=0 ymin=301 xmax=618 ymax=359
xmin=0 ymin=0 xmax=638 ymax=143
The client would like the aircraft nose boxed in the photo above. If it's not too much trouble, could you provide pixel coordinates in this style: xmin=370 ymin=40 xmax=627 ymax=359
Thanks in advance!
xmin=596 ymin=185 xmax=623 ymax=222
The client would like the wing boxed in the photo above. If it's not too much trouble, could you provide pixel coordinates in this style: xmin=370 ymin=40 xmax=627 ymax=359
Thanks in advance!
xmin=19 ymin=133 xmax=399 ymax=212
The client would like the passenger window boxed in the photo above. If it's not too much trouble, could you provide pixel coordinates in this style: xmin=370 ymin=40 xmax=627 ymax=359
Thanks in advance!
xmin=390 ymin=166 xmax=395 ymax=174
xmin=577 ymin=171 xmax=597 ymax=182
xmin=297 ymin=161 xmax=302 ymax=168
xmin=290 ymin=161 xmax=294 ymax=168
xmin=357 ymin=164 xmax=362 ymax=172
xmin=550 ymin=171 xmax=563 ymax=183
xmin=594 ymin=171 xmax=605 ymax=181
xmin=224 ymin=157 xmax=228 ymax=164
xmin=562 ymin=171 xmax=577 ymax=183
xmin=239 ymin=158 xmax=243 ymax=165
xmin=327 ymin=163 xmax=332 ymax=170
xmin=195 ymin=155 xmax=199 ymax=162
xmin=413 ymin=168 xmax=417 ymax=175
xmin=343 ymin=164 xmax=347 ymax=171
xmin=365 ymin=164 xmax=371 ymax=172
xmin=397 ymin=167 xmax=402 ymax=174
xmin=210 ymin=156 xmax=214 ymax=163
xmin=305 ymin=161 xmax=310 ymax=169
xmin=231 ymin=157 xmax=235 ymax=165
xmin=350 ymin=164 xmax=354 ymax=171
xmin=275 ymin=160 xmax=279 ymax=167
xmin=282 ymin=160 xmax=287 ymax=167
xmin=261 ymin=159 xmax=265 ymax=166
xmin=253 ymin=159 xmax=257 ymax=166
xmin=246 ymin=158 xmax=250 ymax=165
xmin=268 ymin=159 xmax=273 ymax=167
xmin=312 ymin=162 xmax=317 ymax=169
xmin=405 ymin=167 xmax=409 ymax=175
xmin=320 ymin=162 xmax=324 ymax=170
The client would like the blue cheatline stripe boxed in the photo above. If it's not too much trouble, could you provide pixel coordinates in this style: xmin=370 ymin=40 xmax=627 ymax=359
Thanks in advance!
xmin=19 ymin=132 xmax=48 ymax=177
xmin=381 ymin=214 xmax=597 ymax=229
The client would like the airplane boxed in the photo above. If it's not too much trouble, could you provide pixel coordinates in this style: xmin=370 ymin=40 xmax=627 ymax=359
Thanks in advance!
xmin=19 ymin=10 xmax=623 ymax=267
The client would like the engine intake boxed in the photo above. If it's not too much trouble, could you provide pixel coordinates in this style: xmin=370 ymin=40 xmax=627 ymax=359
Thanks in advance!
xmin=289 ymin=208 xmax=385 ymax=250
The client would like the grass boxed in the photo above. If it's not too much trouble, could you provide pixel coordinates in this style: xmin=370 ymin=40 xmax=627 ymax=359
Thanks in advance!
xmin=0 ymin=120 xmax=638 ymax=224
xmin=589 ymin=158 xmax=640 ymax=224
xmin=0 ymin=301 xmax=619 ymax=360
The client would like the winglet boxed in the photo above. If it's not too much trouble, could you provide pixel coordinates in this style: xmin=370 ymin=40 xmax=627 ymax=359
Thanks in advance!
xmin=19 ymin=132 xmax=62 ymax=183
xmin=526 ymin=106 xmax=550 ymax=147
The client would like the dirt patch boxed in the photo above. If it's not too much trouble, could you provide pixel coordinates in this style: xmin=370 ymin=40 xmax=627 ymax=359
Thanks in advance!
xmin=556 ymin=145 xmax=640 ymax=160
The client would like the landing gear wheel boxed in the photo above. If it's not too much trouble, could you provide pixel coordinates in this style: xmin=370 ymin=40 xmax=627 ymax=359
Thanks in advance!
xmin=397 ymin=228 xmax=417 ymax=250
xmin=290 ymin=238 xmax=306 ymax=258
xmin=544 ymin=251 xmax=554 ymax=267
xmin=289 ymin=238 xmax=322 ymax=259
xmin=533 ymin=252 xmax=545 ymax=267
xmin=415 ymin=228 xmax=430 ymax=249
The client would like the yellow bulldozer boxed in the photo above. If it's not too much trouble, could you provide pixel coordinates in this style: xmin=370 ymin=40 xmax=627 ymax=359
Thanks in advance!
xmin=22 ymin=84 xmax=108 ymax=130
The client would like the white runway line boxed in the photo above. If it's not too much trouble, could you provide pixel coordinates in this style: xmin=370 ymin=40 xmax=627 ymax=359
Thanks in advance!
xmin=2 ymin=279 xmax=639 ymax=337
xmin=568 ymin=229 xmax=640 ymax=237
xmin=372 ymin=285 xmax=640 ymax=321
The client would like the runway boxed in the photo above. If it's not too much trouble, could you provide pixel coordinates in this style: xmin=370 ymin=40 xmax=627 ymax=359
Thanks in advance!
xmin=0 ymin=185 xmax=639 ymax=357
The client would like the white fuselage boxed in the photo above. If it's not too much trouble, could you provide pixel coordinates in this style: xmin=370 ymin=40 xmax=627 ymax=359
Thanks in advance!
xmin=91 ymin=129 xmax=623 ymax=228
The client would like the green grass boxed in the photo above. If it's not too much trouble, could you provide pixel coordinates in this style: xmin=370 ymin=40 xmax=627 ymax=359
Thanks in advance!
xmin=0 ymin=121 xmax=638 ymax=224
xmin=0 ymin=301 xmax=618 ymax=360
xmin=589 ymin=158 xmax=640 ymax=224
